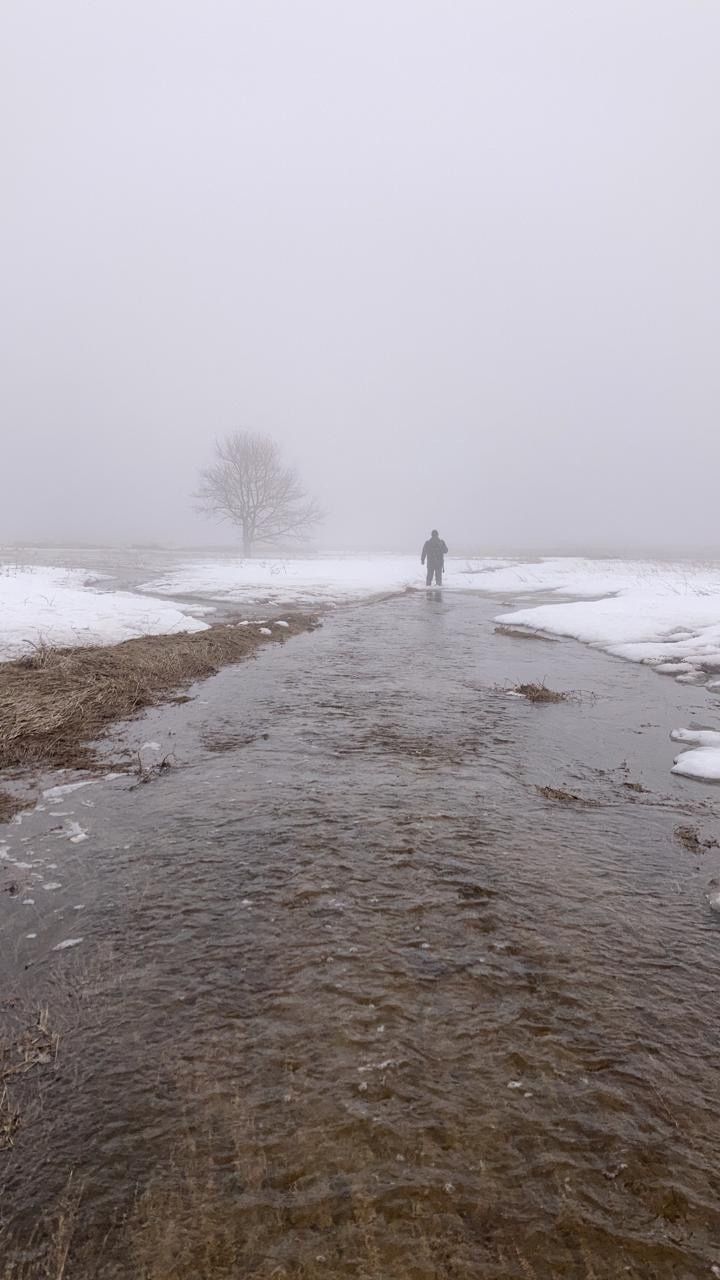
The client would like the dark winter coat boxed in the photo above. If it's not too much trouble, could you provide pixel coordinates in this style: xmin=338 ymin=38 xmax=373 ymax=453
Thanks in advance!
xmin=421 ymin=535 xmax=448 ymax=569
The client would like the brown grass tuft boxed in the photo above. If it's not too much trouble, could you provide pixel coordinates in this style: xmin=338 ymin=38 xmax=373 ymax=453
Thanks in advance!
xmin=514 ymin=682 xmax=567 ymax=704
xmin=494 ymin=625 xmax=556 ymax=642
xmin=0 ymin=1006 xmax=59 ymax=1150
xmin=0 ymin=616 xmax=316 ymax=777
xmin=535 ymin=785 xmax=599 ymax=808
xmin=674 ymin=824 xmax=719 ymax=854
xmin=0 ymin=791 xmax=24 ymax=824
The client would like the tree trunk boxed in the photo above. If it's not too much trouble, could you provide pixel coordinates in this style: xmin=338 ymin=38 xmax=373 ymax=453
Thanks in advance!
xmin=242 ymin=527 xmax=253 ymax=557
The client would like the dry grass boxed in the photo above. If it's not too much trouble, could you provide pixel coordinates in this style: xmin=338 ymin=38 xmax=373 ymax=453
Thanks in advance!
xmin=513 ymin=682 xmax=568 ymax=704
xmin=494 ymin=624 xmax=556 ymax=642
xmin=0 ymin=616 xmax=316 ymax=778
xmin=0 ymin=1053 xmax=694 ymax=1279
xmin=0 ymin=791 xmax=23 ymax=824
xmin=0 ymin=1006 xmax=59 ymax=1150
xmin=674 ymin=824 xmax=719 ymax=854
xmin=535 ymin=785 xmax=599 ymax=808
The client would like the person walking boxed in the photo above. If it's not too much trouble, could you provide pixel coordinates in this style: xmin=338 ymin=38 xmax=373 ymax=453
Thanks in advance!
xmin=421 ymin=529 xmax=448 ymax=586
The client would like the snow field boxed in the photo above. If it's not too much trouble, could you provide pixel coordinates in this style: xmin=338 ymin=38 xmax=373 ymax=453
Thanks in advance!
xmin=0 ymin=566 xmax=208 ymax=660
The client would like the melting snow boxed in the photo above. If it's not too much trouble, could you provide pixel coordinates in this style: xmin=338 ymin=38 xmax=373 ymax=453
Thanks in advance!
xmin=672 ymin=748 xmax=720 ymax=783
xmin=670 ymin=729 xmax=720 ymax=749
xmin=0 ymin=566 xmax=208 ymax=662
xmin=43 ymin=780 xmax=96 ymax=800
xmin=57 ymin=820 xmax=88 ymax=844
xmin=491 ymin=559 xmax=720 ymax=682
xmin=671 ymin=728 xmax=720 ymax=781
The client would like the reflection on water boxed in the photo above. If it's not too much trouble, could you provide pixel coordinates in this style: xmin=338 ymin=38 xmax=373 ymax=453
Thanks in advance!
xmin=2 ymin=593 xmax=720 ymax=1278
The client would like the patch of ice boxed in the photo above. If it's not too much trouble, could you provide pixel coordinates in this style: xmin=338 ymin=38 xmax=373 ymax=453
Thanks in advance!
xmin=26 ymin=933 xmax=37 ymax=939
xmin=672 ymin=748 xmax=720 ymax=782
xmin=57 ymin=820 xmax=88 ymax=844
xmin=43 ymin=780 xmax=96 ymax=800
xmin=73 ymin=904 xmax=85 ymax=910
xmin=22 ymin=898 xmax=35 ymax=905
xmin=43 ymin=882 xmax=62 ymax=891
xmin=670 ymin=729 xmax=720 ymax=748
xmin=52 ymin=938 xmax=83 ymax=951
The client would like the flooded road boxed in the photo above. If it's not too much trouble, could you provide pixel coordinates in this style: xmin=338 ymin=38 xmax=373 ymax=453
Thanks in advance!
xmin=2 ymin=591 xmax=720 ymax=1278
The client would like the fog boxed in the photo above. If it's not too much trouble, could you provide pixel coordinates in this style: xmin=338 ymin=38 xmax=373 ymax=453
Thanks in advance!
xmin=2 ymin=1 xmax=719 ymax=556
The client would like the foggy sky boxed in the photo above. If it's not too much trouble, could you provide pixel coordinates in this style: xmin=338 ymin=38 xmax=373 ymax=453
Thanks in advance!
xmin=2 ymin=1 xmax=719 ymax=555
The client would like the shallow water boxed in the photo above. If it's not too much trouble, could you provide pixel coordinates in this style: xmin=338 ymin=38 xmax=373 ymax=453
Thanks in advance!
xmin=2 ymin=592 xmax=720 ymax=1278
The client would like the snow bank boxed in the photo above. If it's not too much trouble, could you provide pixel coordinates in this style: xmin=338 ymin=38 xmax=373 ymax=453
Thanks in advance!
xmin=491 ymin=558 xmax=720 ymax=685
xmin=0 ymin=566 xmax=208 ymax=661
xmin=670 ymin=729 xmax=720 ymax=782
xmin=672 ymin=747 xmax=720 ymax=782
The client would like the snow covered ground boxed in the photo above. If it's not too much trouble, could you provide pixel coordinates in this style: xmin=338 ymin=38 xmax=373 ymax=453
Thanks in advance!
xmin=139 ymin=554 xmax=513 ymax=605
xmin=0 ymin=566 xmax=208 ymax=660
xmin=2 ymin=550 xmax=720 ymax=781
xmin=142 ymin=553 xmax=720 ymax=689
xmin=144 ymin=555 xmax=409 ymax=604
xmin=488 ymin=557 xmax=720 ymax=686
xmin=4 ymin=555 xmax=720 ymax=689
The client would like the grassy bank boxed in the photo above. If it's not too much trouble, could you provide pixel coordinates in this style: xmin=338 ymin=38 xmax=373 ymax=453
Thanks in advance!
xmin=0 ymin=616 xmax=317 ymax=780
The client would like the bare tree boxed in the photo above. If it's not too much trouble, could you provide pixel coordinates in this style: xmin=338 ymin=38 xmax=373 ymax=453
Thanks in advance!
xmin=195 ymin=431 xmax=324 ymax=556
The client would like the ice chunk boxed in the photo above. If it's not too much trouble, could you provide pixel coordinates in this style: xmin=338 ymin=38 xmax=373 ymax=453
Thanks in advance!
xmin=43 ymin=780 xmax=96 ymax=800
xmin=672 ymin=748 xmax=720 ymax=782
xmin=57 ymin=820 xmax=88 ymax=844
xmin=670 ymin=728 xmax=720 ymax=748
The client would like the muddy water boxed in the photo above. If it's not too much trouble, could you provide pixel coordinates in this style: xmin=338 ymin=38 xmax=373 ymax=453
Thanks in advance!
xmin=2 ymin=592 xmax=720 ymax=1278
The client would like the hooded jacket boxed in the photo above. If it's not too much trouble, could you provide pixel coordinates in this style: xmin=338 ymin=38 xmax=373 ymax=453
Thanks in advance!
xmin=421 ymin=534 xmax=448 ymax=568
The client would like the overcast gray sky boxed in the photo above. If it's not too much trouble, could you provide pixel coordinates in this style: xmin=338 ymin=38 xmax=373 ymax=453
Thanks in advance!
xmin=2 ymin=1 xmax=719 ymax=554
